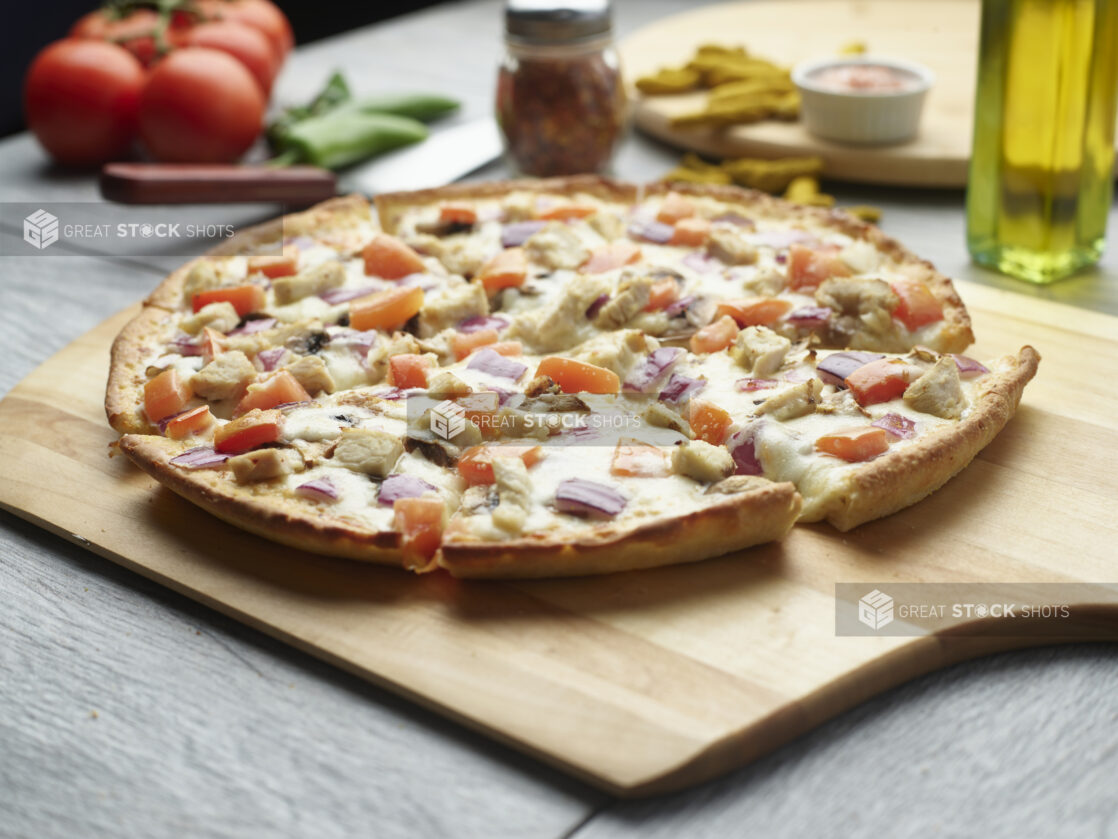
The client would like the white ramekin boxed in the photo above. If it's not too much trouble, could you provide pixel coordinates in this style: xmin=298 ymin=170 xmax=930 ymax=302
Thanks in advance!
xmin=791 ymin=57 xmax=935 ymax=145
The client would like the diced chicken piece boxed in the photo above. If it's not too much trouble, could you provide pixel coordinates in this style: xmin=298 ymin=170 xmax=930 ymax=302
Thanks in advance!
xmin=490 ymin=456 xmax=533 ymax=534
xmin=228 ymin=448 xmax=301 ymax=483
xmin=903 ymin=355 xmax=967 ymax=420
xmin=366 ymin=333 xmax=422 ymax=383
xmin=182 ymin=260 xmax=220 ymax=301
xmin=180 ymin=301 xmax=239 ymax=335
xmin=492 ymin=407 xmax=551 ymax=440
xmin=417 ymin=280 xmax=488 ymax=337
xmin=283 ymin=355 xmax=336 ymax=395
xmin=224 ymin=322 xmax=307 ymax=358
xmin=672 ymin=440 xmax=734 ymax=483
xmin=523 ymin=222 xmax=590 ymax=271
xmin=587 ymin=211 xmax=625 ymax=241
xmin=642 ymin=401 xmax=693 ymax=438
xmin=729 ymin=326 xmax=792 ymax=376
xmin=755 ymin=379 xmax=823 ymax=421
xmin=506 ymin=273 xmax=610 ymax=352
xmin=839 ymin=239 xmax=882 ymax=274
xmin=502 ymin=192 xmax=536 ymax=222
xmin=570 ymin=329 xmax=649 ymax=378
xmin=740 ymin=267 xmax=786 ymax=297
xmin=271 ymin=261 xmax=346 ymax=304
xmin=707 ymin=226 xmax=758 ymax=265
xmin=191 ymin=350 xmax=256 ymax=401
xmin=815 ymin=277 xmax=898 ymax=344
xmin=816 ymin=388 xmax=870 ymax=418
xmin=593 ymin=274 xmax=653 ymax=329
xmin=705 ymin=475 xmax=773 ymax=495
xmin=331 ymin=428 xmax=403 ymax=477
xmin=427 ymin=371 xmax=472 ymax=396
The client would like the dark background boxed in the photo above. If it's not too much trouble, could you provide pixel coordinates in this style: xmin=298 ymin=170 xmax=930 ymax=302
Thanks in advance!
xmin=1 ymin=0 xmax=447 ymax=137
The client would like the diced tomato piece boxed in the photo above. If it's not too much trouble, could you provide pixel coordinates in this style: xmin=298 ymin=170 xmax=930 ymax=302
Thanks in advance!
xmin=248 ymin=255 xmax=298 ymax=279
xmin=387 ymin=354 xmax=433 ymax=389
xmin=198 ymin=326 xmax=226 ymax=363
xmin=583 ymin=241 xmax=641 ymax=274
xmin=535 ymin=356 xmax=620 ymax=394
xmin=457 ymin=444 xmax=544 ymax=486
xmin=393 ymin=496 xmax=445 ymax=561
xmin=164 ymin=405 xmax=214 ymax=440
xmin=815 ymin=426 xmax=889 ymax=462
xmin=451 ymin=328 xmax=499 ymax=360
xmin=844 ymin=359 xmax=917 ymax=406
xmin=787 ymin=244 xmax=852 ymax=291
xmin=538 ymin=203 xmax=596 ymax=221
xmin=349 ymin=286 xmax=424 ymax=331
xmin=144 ymin=368 xmax=193 ymax=423
xmin=670 ymin=217 xmax=711 ymax=246
xmin=487 ymin=341 xmax=523 ymax=356
xmin=656 ymin=192 xmax=696 ymax=224
xmin=234 ymin=370 xmax=311 ymax=416
xmin=439 ymin=204 xmax=478 ymax=225
xmin=362 ymin=234 xmax=427 ymax=279
xmin=610 ymin=439 xmax=669 ymax=477
xmin=689 ymin=314 xmax=740 ymax=354
xmin=645 ymin=278 xmax=680 ymax=311
xmin=192 ymin=284 xmax=266 ymax=317
xmin=478 ymin=247 xmax=528 ymax=294
xmin=213 ymin=409 xmax=283 ymax=454
xmin=714 ymin=297 xmax=794 ymax=327
xmin=688 ymin=399 xmax=733 ymax=445
xmin=890 ymin=277 xmax=944 ymax=330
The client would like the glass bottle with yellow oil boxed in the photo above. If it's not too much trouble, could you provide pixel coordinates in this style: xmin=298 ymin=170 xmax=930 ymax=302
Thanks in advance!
xmin=966 ymin=0 xmax=1118 ymax=283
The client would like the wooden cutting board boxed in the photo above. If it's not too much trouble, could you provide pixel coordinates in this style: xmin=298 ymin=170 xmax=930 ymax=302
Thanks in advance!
xmin=1 ymin=283 xmax=1117 ymax=796
xmin=620 ymin=0 xmax=1116 ymax=187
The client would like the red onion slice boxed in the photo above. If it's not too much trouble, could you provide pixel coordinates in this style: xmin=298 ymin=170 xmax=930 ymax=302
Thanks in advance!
xmin=585 ymin=293 xmax=610 ymax=319
xmin=628 ymin=220 xmax=675 ymax=244
xmin=295 ymin=478 xmax=339 ymax=501
xmin=665 ymin=294 xmax=696 ymax=317
xmin=370 ymin=386 xmax=407 ymax=400
xmin=750 ymin=229 xmax=816 ymax=250
xmin=872 ymin=412 xmax=917 ymax=439
xmin=458 ymin=315 xmax=509 ymax=334
xmin=378 ymin=474 xmax=437 ymax=505
xmin=466 ymin=348 xmax=528 ymax=381
xmin=624 ymin=347 xmax=684 ymax=392
xmin=167 ymin=334 xmax=202 ymax=357
xmin=256 ymin=347 xmax=286 ymax=371
xmin=283 ymin=235 xmax=317 ymax=251
xmin=786 ymin=306 xmax=832 ymax=329
xmin=817 ymin=351 xmax=885 ymax=388
xmin=319 ymin=285 xmax=381 ymax=305
xmin=501 ymin=221 xmax=547 ymax=247
xmin=682 ymin=252 xmax=721 ymax=273
xmin=659 ymin=373 xmax=706 ymax=404
xmin=727 ymin=425 xmax=763 ymax=476
xmin=170 ymin=446 xmax=229 ymax=470
xmin=554 ymin=479 xmax=626 ymax=519
xmin=952 ymin=354 xmax=989 ymax=377
xmin=712 ymin=212 xmax=755 ymax=228
xmin=735 ymin=378 xmax=778 ymax=392
xmin=227 ymin=317 xmax=277 ymax=336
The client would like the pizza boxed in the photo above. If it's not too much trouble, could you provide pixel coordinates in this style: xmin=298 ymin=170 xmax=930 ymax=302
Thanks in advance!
xmin=105 ymin=177 xmax=1039 ymax=578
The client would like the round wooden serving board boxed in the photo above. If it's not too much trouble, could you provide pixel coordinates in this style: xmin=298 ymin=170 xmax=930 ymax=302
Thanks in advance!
xmin=620 ymin=0 xmax=983 ymax=187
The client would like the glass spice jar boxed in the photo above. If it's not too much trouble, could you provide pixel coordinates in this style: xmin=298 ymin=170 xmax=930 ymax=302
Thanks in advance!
xmin=496 ymin=0 xmax=628 ymax=177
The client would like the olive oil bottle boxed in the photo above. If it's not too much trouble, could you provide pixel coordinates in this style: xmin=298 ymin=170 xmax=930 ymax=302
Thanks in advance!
xmin=966 ymin=0 xmax=1118 ymax=283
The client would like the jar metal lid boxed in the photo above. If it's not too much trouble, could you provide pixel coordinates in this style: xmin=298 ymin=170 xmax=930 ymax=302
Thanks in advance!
xmin=504 ymin=0 xmax=612 ymax=45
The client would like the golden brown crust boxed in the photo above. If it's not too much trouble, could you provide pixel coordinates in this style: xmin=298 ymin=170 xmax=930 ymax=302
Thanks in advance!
xmin=119 ymin=434 xmax=410 ymax=566
xmin=813 ymin=345 xmax=1041 ymax=530
xmin=105 ymin=305 xmax=180 ymax=434
xmin=438 ymin=480 xmax=802 ymax=579
xmin=375 ymin=175 xmax=640 ymax=234
xmin=645 ymin=181 xmax=974 ymax=353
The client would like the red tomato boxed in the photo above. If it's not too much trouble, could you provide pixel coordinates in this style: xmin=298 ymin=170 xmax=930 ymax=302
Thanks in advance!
xmin=214 ymin=409 xmax=283 ymax=454
xmin=787 ymin=244 xmax=852 ymax=291
xmin=844 ymin=359 xmax=917 ymax=406
xmin=139 ymin=48 xmax=265 ymax=163
xmin=144 ymin=368 xmax=193 ymax=423
xmin=815 ymin=426 xmax=889 ymax=462
xmin=24 ymin=39 xmax=144 ymax=166
xmin=535 ymin=357 xmax=620 ymax=395
xmin=182 ymin=21 xmax=279 ymax=94
xmin=234 ymin=370 xmax=311 ymax=415
xmin=198 ymin=0 xmax=294 ymax=58
xmin=890 ymin=277 xmax=944 ymax=330
xmin=192 ymin=284 xmax=266 ymax=316
xmin=70 ymin=9 xmax=163 ymax=66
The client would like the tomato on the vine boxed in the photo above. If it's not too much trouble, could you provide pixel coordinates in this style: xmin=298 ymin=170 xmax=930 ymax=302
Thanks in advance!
xmin=138 ymin=47 xmax=265 ymax=163
xmin=24 ymin=39 xmax=145 ymax=166
xmin=196 ymin=0 xmax=294 ymax=58
xmin=181 ymin=20 xmax=279 ymax=94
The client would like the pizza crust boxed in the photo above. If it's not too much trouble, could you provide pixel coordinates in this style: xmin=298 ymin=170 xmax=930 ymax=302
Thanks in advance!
xmin=806 ymin=345 xmax=1040 ymax=530
xmin=105 ymin=305 xmax=181 ymax=434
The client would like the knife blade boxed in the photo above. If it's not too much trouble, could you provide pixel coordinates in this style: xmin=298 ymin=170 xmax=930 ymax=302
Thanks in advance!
xmin=100 ymin=118 xmax=504 ymax=205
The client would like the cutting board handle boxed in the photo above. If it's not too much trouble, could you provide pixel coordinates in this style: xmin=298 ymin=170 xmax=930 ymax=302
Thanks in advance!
xmin=100 ymin=163 xmax=339 ymax=206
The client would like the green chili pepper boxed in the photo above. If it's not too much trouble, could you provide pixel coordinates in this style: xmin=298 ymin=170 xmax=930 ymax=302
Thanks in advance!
xmin=279 ymin=111 xmax=429 ymax=170
xmin=334 ymin=93 xmax=460 ymax=124
xmin=267 ymin=72 xmax=352 ymax=150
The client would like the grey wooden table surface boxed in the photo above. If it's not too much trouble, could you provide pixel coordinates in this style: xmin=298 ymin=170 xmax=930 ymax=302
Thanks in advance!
xmin=2 ymin=2 xmax=1117 ymax=838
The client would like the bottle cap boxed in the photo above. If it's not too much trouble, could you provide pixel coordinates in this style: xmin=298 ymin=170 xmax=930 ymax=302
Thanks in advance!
xmin=505 ymin=0 xmax=612 ymax=45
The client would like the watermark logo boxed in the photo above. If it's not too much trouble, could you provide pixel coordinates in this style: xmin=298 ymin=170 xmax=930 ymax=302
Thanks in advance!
xmin=858 ymin=589 xmax=894 ymax=630
xmin=23 ymin=209 xmax=59 ymax=250
xmin=430 ymin=399 xmax=466 ymax=440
